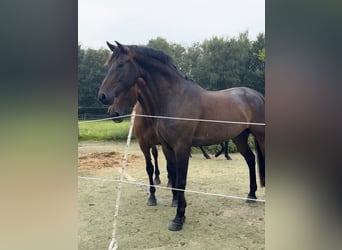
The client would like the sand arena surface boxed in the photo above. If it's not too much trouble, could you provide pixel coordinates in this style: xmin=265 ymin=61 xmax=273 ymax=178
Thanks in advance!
xmin=78 ymin=141 xmax=265 ymax=249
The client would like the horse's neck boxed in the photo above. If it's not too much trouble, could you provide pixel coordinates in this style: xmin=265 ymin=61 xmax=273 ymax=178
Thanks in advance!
xmin=142 ymin=69 xmax=187 ymax=112
xmin=137 ymin=56 xmax=185 ymax=98
xmin=137 ymin=94 xmax=154 ymax=115
xmin=135 ymin=72 xmax=160 ymax=113
xmin=136 ymin=55 xmax=200 ymax=115
xmin=136 ymin=77 xmax=157 ymax=121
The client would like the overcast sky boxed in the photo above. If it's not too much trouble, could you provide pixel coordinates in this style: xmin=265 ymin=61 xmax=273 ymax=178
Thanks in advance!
xmin=78 ymin=0 xmax=264 ymax=49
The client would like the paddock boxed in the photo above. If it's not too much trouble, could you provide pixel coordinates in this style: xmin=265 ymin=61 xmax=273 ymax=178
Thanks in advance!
xmin=78 ymin=141 xmax=265 ymax=249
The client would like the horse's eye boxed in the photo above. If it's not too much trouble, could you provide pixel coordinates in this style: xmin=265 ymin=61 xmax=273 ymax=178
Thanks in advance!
xmin=117 ymin=63 xmax=124 ymax=68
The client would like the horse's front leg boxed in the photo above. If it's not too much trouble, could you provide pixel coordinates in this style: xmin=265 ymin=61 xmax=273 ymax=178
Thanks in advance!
xmin=168 ymin=147 xmax=190 ymax=231
xmin=146 ymin=161 xmax=157 ymax=206
xmin=141 ymin=146 xmax=157 ymax=206
xmin=151 ymin=145 xmax=161 ymax=185
xmin=224 ymin=141 xmax=232 ymax=160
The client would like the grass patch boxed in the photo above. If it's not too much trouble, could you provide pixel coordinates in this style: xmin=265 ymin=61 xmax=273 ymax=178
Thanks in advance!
xmin=78 ymin=120 xmax=256 ymax=154
xmin=78 ymin=120 xmax=133 ymax=141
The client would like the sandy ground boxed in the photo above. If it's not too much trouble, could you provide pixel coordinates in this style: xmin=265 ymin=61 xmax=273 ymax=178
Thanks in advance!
xmin=78 ymin=141 xmax=265 ymax=249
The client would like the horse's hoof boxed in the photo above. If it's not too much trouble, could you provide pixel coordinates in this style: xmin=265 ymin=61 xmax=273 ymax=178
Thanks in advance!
xmin=147 ymin=197 xmax=157 ymax=206
xmin=246 ymin=194 xmax=257 ymax=203
xmin=226 ymin=156 xmax=232 ymax=160
xmin=171 ymin=199 xmax=178 ymax=207
xmin=168 ymin=216 xmax=185 ymax=231
xmin=154 ymin=177 xmax=161 ymax=185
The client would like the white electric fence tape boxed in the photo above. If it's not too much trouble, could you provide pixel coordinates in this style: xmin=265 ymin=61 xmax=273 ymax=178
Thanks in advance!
xmin=108 ymin=110 xmax=136 ymax=250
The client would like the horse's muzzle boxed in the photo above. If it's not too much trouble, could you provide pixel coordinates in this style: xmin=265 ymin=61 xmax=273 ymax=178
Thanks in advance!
xmin=111 ymin=113 xmax=123 ymax=123
xmin=98 ymin=92 xmax=113 ymax=105
xmin=107 ymin=105 xmax=123 ymax=123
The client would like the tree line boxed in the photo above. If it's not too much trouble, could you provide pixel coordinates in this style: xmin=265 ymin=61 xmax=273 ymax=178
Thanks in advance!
xmin=78 ymin=32 xmax=264 ymax=116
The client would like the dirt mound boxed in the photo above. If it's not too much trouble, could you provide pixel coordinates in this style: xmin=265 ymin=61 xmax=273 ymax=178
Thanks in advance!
xmin=78 ymin=151 xmax=143 ymax=170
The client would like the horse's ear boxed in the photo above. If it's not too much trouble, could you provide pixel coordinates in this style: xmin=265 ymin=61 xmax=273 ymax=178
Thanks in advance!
xmin=115 ymin=41 xmax=129 ymax=53
xmin=106 ymin=41 xmax=116 ymax=51
xmin=137 ymin=77 xmax=146 ymax=87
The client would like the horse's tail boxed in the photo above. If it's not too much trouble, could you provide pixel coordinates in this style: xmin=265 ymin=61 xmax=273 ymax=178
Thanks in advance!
xmin=254 ymin=138 xmax=265 ymax=187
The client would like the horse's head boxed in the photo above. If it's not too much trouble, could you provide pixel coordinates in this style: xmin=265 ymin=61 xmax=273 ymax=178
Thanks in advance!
xmin=107 ymin=84 xmax=139 ymax=123
xmin=98 ymin=41 xmax=141 ymax=105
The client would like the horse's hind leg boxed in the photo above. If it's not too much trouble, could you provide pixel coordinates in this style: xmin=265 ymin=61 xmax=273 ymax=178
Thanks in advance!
xmin=215 ymin=143 xmax=224 ymax=158
xmin=224 ymin=141 xmax=232 ymax=160
xmin=250 ymin=126 xmax=265 ymax=186
xmin=215 ymin=142 xmax=231 ymax=160
xmin=162 ymin=145 xmax=178 ymax=206
xmin=151 ymin=145 xmax=161 ymax=185
xmin=233 ymin=130 xmax=257 ymax=202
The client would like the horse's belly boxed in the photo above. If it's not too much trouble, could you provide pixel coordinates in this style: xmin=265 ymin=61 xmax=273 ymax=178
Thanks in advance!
xmin=192 ymin=124 xmax=246 ymax=146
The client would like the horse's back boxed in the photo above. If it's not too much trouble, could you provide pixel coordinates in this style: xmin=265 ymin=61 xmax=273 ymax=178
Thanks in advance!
xmin=199 ymin=87 xmax=264 ymax=122
xmin=226 ymin=87 xmax=264 ymax=122
xmin=189 ymin=87 xmax=264 ymax=145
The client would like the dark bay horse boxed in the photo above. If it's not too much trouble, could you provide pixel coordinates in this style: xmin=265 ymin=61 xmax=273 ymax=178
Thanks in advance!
xmin=215 ymin=141 xmax=232 ymax=160
xmin=210 ymin=141 xmax=231 ymax=160
xmin=107 ymin=83 xmax=223 ymax=206
xmin=99 ymin=42 xmax=265 ymax=231
xmin=108 ymin=85 xmax=163 ymax=206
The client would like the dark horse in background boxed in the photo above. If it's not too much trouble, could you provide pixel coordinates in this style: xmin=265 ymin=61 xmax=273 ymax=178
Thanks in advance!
xmin=99 ymin=42 xmax=265 ymax=231
xmin=107 ymin=84 xmax=230 ymax=206
xmin=108 ymin=85 xmax=164 ymax=206
xmin=195 ymin=141 xmax=231 ymax=160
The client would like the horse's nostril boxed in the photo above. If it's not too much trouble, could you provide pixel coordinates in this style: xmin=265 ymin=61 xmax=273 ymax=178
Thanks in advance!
xmin=98 ymin=93 xmax=106 ymax=103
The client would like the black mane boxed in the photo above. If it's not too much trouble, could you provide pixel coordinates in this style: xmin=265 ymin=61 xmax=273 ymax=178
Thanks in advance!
xmin=129 ymin=45 xmax=186 ymax=78
xmin=129 ymin=45 xmax=173 ymax=65
xmin=107 ymin=44 xmax=185 ymax=78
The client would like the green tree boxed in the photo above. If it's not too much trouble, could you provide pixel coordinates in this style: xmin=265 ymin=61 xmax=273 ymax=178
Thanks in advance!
xmin=191 ymin=32 xmax=252 ymax=90
xmin=182 ymin=42 xmax=201 ymax=78
xmin=78 ymin=46 xmax=110 ymax=108
xmin=243 ymin=33 xmax=265 ymax=94
xmin=78 ymin=33 xmax=265 ymax=113
xmin=258 ymin=48 xmax=265 ymax=62
xmin=147 ymin=37 xmax=187 ymax=74
xmin=146 ymin=37 xmax=173 ymax=57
